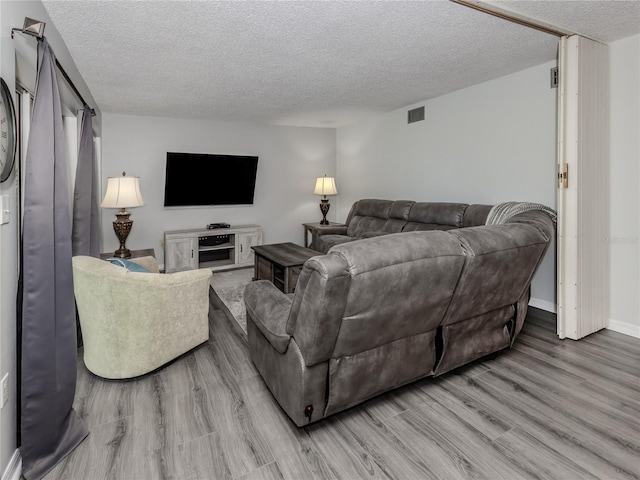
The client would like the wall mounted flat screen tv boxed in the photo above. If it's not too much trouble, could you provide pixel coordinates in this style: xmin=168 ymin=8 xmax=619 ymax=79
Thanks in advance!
xmin=164 ymin=152 xmax=258 ymax=207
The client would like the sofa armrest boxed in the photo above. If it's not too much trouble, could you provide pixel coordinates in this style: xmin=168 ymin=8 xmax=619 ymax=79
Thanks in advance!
xmin=313 ymin=224 xmax=348 ymax=236
xmin=311 ymin=225 xmax=348 ymax=251
xmin=244 ymin=280 xmax=292 ymax=353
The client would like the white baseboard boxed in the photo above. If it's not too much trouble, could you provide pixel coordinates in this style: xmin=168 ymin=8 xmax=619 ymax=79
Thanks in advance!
xmin=607 ymin=319 xmax=640 ymax=339
xmin=2 ymin=449 xmax=21 ymax=480
xmin=529 ymin=297 xmax=556 ymax=314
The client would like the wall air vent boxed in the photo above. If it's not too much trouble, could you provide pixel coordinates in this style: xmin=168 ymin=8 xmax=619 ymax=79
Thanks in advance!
xmin=550 ymin=67 xmax=559 ymax=88
xmin=408 ymin=106 xmax=425 ymax=124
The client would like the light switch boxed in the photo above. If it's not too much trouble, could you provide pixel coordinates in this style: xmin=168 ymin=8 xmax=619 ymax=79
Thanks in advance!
xmin=1 ymin=195 xmax=10 ymax=225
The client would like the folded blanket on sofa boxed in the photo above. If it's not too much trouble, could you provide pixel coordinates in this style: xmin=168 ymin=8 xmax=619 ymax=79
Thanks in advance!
xmin=486 ymin=201 xmax=557 ymax=226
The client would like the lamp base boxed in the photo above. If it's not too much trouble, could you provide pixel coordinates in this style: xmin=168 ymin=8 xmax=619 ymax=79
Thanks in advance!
xmin=112 ymin=210 xmax=133 ymax=258
xmin=319 ymin=198 xmax=330 ymax=225
xmin=112 ymin=246 xmax=131 ymax=259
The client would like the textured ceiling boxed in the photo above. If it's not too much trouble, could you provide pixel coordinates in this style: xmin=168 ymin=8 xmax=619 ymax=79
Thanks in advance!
xmin=41 ymin=0 xmax=640 ymax=128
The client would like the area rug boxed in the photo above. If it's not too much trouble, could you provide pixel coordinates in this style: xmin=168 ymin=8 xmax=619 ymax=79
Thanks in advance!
xmin=210 ymin=267 xmax=253 ymax=331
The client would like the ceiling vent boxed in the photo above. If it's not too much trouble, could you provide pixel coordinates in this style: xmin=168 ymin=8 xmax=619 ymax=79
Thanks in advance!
xmin=408 ymin=106 xmax=425 ymax=124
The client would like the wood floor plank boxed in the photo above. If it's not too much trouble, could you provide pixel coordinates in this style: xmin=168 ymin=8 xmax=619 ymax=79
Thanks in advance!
xmin=512 ymin=340 xmax=640 ymax=405
xmin=397 ymin=375 xmax=515 ymax=441
xmin=236 ymin=461 xmax=285 ymax=480
xmin=191 ymin=341 xmax=275 ymax=479
xmin=491 ymin=427 xmax=601 ymax=480
xmin=177 ymin=431 xmax=234 ymax=480
xmin=383 ymin=407 xmax=526 ymax=480
xmin=153 ymin=349 xmax=217 ymax=447
xmin=405 ymin=397 xmax=544 ymax=479
xmin=359 ymin=392 xmax=407 ymax=422
xmin=515 ymin=331 xmax=560 ymax=355
xmin=72 ymin=359 xmax=135 ymax=429
xmin=208 ymin=289 xmax=257 ymax=382
xmin=473 ymin=369 xmax=640 ymax=478
xmin=553 ymin=336 xmax=640 ymax=373
xmin=238 ymin=375 xmax=338 ymax=480
xmin=331 ymin=407 xmax=440 ymax=478
xmin=442 ymin=373 xmax=640 ymax=480
xmin=494 ymin=350 xmax=640 ymax=427
xmin=580 ymin=331 xmax=640 ymax=360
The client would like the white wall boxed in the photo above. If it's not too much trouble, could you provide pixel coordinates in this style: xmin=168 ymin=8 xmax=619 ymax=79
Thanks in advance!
xmin=609 ymin=34 xmax=640 ymax=338
xmin=336 ymin=61 xmax=558 ymax=309
xmin=101 ymin=114 xmax=336 ymax=262
xmin=0 ymin=1 xmax=101 ymax=477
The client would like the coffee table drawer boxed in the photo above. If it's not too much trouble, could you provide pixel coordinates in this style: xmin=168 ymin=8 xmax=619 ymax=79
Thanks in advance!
xmin=256 ymin=256 xmax=273 ymax=281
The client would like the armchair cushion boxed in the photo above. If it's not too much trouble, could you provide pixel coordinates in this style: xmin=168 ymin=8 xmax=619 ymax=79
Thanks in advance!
xmin=106 ymin=257 xmax=150 ymax=273
xmin=244 ymin=280 xmax=292 ymax=354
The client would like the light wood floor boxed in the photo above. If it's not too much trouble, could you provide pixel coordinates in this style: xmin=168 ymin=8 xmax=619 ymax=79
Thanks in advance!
xmin=45 ymin=288 xmax=640 ymax=480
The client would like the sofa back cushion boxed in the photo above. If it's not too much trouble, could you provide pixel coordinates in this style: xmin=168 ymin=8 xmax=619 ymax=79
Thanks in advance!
xmin=462 ymin=204 xmax=493 ymax=227
xmin=346 ymin=199 xmax=414 ymax=237
xmin=346 ymin=199 xmax=392 ymax=237
xmin=443 ymin=216 xmax=552 ymax=325
xmin=403 ymin=202 xmax=468 ymax=231
xmin=380 ymin=200 xmax=414 ymax=233
xmin=328 ymin=231 xmax=465 ymax=357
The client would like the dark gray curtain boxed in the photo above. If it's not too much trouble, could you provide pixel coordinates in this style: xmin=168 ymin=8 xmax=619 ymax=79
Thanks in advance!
xmin=20 ymin=37 xmax=88 ymax=480
xmin=72 ymin=105 xmax=100 ymax=257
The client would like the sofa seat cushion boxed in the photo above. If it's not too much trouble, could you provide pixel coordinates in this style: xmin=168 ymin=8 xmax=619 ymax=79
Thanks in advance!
xmin=244 ymin=280 xmax=292 ymax=353
xmin=315 ymin=234 xmax=355 ymax=254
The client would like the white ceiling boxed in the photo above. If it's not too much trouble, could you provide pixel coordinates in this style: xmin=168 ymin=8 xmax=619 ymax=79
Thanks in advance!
xmin=41 ymin=0 xmax=640 ymax=128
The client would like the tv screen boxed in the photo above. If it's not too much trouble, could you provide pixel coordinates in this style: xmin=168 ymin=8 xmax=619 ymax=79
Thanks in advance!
xmin=164 ymin=152 xmax=258 ymax=207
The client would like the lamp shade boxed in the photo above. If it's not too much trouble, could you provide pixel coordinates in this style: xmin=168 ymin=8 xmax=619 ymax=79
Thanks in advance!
xmin=314 ymin=176 xmax=338 ymax=196
xmin=100 ymin=175 xmax=145 ymax=209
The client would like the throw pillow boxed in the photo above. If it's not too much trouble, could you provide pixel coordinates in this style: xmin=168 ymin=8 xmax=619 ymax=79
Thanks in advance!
xmin=106 ymin=257 xmax=150 ymax=273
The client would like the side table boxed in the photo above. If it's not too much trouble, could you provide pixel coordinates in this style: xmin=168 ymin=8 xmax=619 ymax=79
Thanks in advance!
xmin=302 ymin=222 xmax=345 ymax=248
xmin=100 ymin=248 xmax=156 ymax=260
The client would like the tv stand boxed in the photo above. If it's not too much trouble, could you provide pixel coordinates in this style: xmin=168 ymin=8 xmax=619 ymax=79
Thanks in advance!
xmin=164 ymin=224 xmax=262 ymax=273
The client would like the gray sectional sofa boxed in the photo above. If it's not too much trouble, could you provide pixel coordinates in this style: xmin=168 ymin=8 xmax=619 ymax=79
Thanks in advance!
xmin=312 ymin=199 xmax=493 ymax=253
xmin=245 ymin=201 xmax=555 ymax=426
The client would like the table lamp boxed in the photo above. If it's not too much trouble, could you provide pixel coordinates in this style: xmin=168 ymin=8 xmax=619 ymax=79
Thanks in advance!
xmin=100 ymin=172 xmax=145 ymax=258
xmin=314 ymin=175 xmax=338 ymax=225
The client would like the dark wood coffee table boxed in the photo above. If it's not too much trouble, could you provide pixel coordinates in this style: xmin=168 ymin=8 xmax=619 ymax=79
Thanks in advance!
xmin=252 ymin=243 xmax=319 ymax=293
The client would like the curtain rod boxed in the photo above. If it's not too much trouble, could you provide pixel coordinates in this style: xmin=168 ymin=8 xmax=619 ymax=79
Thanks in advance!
xmin=12 ymin=19 xmax=96 ymax=117
xmin=449 ymin=0 xmax=574 ymax=38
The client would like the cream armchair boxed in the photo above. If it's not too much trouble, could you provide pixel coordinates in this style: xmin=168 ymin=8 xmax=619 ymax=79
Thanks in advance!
xmin=72 ymin=255 xmax=212 ymax=379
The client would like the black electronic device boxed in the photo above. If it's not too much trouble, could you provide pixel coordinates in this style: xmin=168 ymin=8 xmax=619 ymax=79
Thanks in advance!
xmin=164 ymin=152 xmax=258 ymax=207
xmin=207 ymin=223 xmax=231 ymax=229
xmin=198 ymin=234 xmax=230 ymax=247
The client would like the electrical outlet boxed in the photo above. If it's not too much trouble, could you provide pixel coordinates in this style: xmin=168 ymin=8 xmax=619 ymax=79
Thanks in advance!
xmin=1 ymin=373 xmax=8 ymax=409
